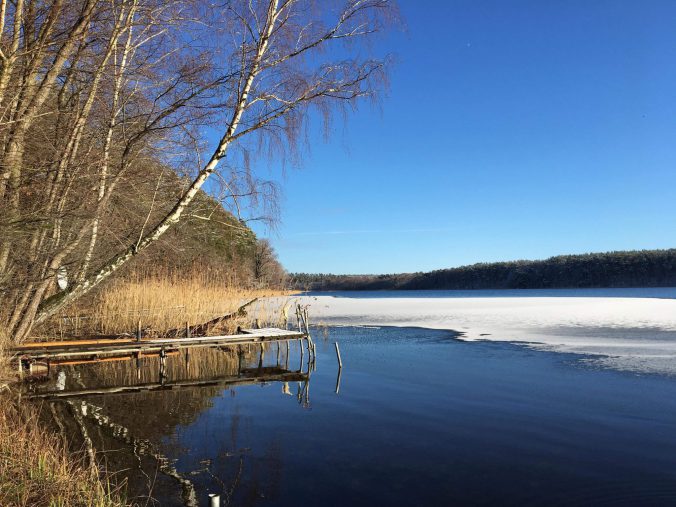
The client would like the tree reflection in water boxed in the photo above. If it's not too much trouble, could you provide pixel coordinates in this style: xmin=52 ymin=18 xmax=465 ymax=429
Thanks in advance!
xmin=32 ymin=343 xmax=311 ymax=506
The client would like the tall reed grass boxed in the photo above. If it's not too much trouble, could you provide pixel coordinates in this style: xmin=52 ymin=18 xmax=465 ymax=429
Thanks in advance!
xmin=42 ymin=269 xmax=291 ymax=338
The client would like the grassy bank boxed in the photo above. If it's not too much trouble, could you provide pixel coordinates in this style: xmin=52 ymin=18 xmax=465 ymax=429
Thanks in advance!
xmin=0 ymin=391 xmax=127 ymax=507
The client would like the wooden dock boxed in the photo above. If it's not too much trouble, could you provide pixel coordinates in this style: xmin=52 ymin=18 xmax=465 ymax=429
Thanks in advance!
xmin=12 ymin=327 xmax=306 ymax=362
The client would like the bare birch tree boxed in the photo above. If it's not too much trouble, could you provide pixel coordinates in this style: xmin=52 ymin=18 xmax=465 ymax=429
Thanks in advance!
xmin=0 ymin=0 xmax=396 ymax=341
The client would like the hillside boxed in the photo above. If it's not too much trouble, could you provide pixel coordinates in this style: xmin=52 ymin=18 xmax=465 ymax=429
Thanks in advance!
xmin=291 ymin=249 xmax=676 ymax=291
xmin=62 ymin=160 xmax=285 ymax=290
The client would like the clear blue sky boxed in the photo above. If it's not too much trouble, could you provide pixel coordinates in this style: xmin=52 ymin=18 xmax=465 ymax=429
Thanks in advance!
xmin=250 ymin=0 xmax=676 ymax=274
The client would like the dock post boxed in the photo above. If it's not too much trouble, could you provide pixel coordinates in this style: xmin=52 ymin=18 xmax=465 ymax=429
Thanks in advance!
xmin=334 ymin=342 xmax=343 ymax=369
xmin=302 ymin=378 xmax=310 ymax=407
xmin=136 ymin=319 xmax=141 ymax=342
xmin=185 ymin=322 xmax=190 ymax=339
xmin=159 ymin=348 xmax=166 ymax=384
xmin=299 ymin=341 xmax=304 ymax=371
xmin=302 ymin=306 xmax=311 ymax=335
xmin=209 ymin=493 xmax=220 ymax=507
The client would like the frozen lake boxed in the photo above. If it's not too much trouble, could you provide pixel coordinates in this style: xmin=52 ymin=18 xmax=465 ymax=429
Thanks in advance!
xmin=296 ymin=288 xmax=676 ymax=375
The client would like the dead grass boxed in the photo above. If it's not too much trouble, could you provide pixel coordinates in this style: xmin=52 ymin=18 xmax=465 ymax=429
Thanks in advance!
xmin=41 ymin=269 xmax=291 ymax=338
xmin=0 ymin=394 xmax=127 ymax=507
xmin=0 ymin=334 xmax=13 ymax=387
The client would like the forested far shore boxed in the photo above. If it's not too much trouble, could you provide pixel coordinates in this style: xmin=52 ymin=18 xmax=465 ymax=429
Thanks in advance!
xmin=291 ymin=249 xmax=676 ymax=291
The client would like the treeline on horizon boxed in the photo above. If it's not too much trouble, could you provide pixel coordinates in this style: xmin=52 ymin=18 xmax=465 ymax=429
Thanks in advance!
xmin=290 ymin=249 xmax=676 ymax=291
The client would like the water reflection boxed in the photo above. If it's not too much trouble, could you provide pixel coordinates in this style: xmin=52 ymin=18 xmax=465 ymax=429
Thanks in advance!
xmin=30 ymin=342 xmax=313 ymax=505
xmin=29 ymin=343 xmax=311 ymax=398
xmin=27 ymin=325 xmax=676 ymax=506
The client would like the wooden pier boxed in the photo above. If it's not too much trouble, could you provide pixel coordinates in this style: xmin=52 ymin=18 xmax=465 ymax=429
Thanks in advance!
xmin=12 ymin=327 xmax=307 ymax=363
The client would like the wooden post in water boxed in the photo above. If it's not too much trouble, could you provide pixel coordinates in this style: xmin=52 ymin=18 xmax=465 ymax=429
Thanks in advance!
xmin=185 ymin=322 xmax=190 ymax=338
xmin=296 ymin=304 xmax=303 ymax=333
xmin=302 ymin=378 xmax=310 ymax=407
xmin=299 ymin=340 xmax=304 ymax=371
xmin=258 ymin=345 xmax=265 ymax=369
xmin=301 ymin=306 xmax=317 ymax=362
xmin=209 ymin=493 xmax=220 ymax=507
xmin=159 ymin=348 xmax=166 ymax=384
xmin=302 ymin=306 xmax=311 ymax=335
xmin=136 ymin=319 xmax=142 ymax=342
xmin=334 ymin=342 xmax=343 ymax=369
xmin=237 ymin=346 xmax=243 ymax=376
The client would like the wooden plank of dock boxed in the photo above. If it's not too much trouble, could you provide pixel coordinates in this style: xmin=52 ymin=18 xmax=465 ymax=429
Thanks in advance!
xmin=12 ymin=328 xmax=305 ymax=361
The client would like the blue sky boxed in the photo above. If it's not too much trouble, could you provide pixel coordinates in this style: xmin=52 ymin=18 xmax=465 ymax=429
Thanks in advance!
xmin=250 ymin=0 xmax=676 ymax=274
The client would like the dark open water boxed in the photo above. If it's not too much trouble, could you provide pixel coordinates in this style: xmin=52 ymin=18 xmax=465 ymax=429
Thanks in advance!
xmin=33 ymin=321 xmax=676 ymax=506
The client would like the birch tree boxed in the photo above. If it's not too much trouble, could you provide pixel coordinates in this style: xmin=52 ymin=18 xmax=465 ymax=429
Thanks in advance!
xmin=0 ymin=0 xmax=396 ymax=341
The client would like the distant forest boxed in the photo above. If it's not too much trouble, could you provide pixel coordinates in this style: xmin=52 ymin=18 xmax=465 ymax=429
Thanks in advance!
xmin=291 ymin=249 xmax=676 ymax=291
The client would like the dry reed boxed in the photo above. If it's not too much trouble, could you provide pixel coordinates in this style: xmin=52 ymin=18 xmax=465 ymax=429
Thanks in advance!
xmin=42 ymin=269 xmax=292 ymax=338
xmin=0 ymin=332 xmax=13 ymax=387
xmin=0 ymin=394 xmax=127 ymax=507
